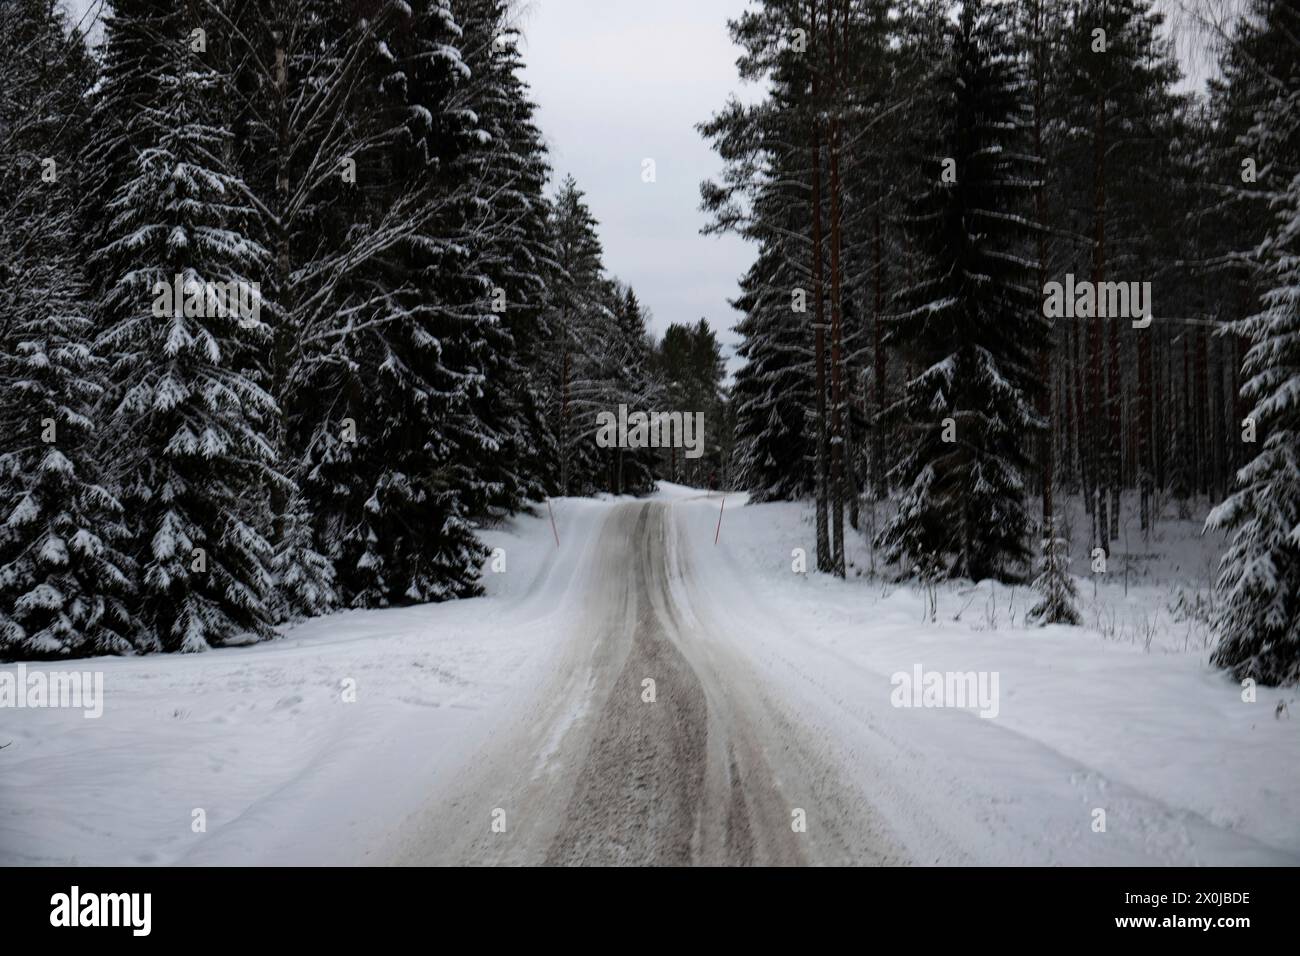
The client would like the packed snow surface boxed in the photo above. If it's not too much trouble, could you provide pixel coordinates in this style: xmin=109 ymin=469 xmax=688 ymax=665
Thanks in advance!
xmin=1 ymin=488 xmax=1296 ymax=865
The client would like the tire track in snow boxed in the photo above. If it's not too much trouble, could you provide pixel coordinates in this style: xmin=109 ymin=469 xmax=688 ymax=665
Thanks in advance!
xmin=393 ymin=499 xmax=893 ymax=865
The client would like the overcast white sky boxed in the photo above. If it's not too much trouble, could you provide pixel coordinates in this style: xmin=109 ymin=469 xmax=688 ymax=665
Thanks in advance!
xmin=517 ymin=0 xmax=756 ymax=366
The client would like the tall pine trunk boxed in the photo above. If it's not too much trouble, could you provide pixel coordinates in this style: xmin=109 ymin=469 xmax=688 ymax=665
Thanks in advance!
xmin=872 ymin=201 xmax=887 ymax=501
xmin=1138 ymin=319 xmax=1153 ymax=534
xmin=828 ymin=1 xmax=846 ymax=578
xmin=1090 ymin=90 xmax=1110 ymax=553
xmin=1031 ymin=0 xmax=1053 ymax=533
xmin=810 ymin=11 xmax=830 ymax=573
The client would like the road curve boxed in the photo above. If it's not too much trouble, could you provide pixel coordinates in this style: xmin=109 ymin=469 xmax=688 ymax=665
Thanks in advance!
xmin=389 ymin=499 xmax=904 ymax=866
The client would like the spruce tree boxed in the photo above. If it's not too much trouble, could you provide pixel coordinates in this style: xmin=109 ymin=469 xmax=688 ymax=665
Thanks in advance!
xmin=208 ymin=0 xmax=343 ymax=622
xmin=88 ymin=0 xmax=281 ymax=651
xmin=294 ymin=0 xmax=489 ymax=607
xmin=452 ymin=0 xmax=558 ymax=509
xmin=545 ymin=176 xmax=617 ymax=495
xmin=0 ymin=1 xmax=135 ymax=659
xmin=603 ymin=286 xmax=660 ymax=494
xmin=1207 ymin=0 xmax=1300 ymax=686
xmin=875 ymin=0 xmax=1047 ymax=583
xmin=728 ymin=243 xmax=815 ymax=501
xmin=700 ymin=94 xmax=815 ymax=503
xmin=1027 ymin=519 xmax=1082 ymax=625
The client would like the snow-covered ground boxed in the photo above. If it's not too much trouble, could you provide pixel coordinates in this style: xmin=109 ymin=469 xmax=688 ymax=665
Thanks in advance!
xmin=676 ymin=486 xmax=1299 ymax=863
xmin=0 ymin=498 xmax=614 ymax=865
xmin=1 ymin=485 xmax=1295 ymax=865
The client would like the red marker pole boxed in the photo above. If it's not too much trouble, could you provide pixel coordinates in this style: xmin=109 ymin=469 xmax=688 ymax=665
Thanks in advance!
xmin=714 ymin=496 xmax=725 ymax=546
xmin=546 ymin=498 xmax=560 ymax=548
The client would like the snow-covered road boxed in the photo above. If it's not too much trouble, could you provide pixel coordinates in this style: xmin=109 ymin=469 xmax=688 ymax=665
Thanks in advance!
xmin=3 ymin=490 xmax=1296 ymax=866
xmin=390 ymin=499 xmax=901 ymax=865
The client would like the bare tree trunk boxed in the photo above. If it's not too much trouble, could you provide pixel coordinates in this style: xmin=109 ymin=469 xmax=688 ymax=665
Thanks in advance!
xmin=1108 ymin=293 xmax=1121 ymax=541
xmin=1195 ymin=324 xmax=1209 ymax=499
xmin=1063 ymin=323 xmax=1075 ymax=490
xmin=1211 ymin=331 xmax=1227 ymax=501
xmin=1090 ymin=91 xmax=1110 ymax=553
xmin=827 ymin=0 xmax=846 ymax=578
xmin=1030 ymin=0 xmax=1053 ymax=534
xmin=269 ymin=22 xmax=292 ymax=533
xmin=810 ymin=0 xmax=830 ymax=573
xmin=847 ymin=383 xmax=861 ymax=531
xmin=1138 ymin=318 xmax=1153 ymax=534
xmin=1072 ymin=317 xmax=1087 ymax=498
xmin=1179 ymin=331 xmax=1192 ymax=518
xmin=1154 ymin=325 xmax=1166 ymax=492
xmin=872 ymin=201 xmax=887 ymax=502
xmin=560 ymin=312 xmax=570 ymax=496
